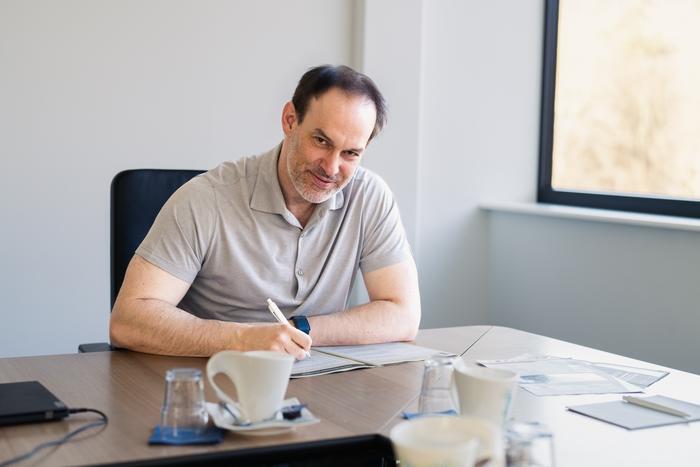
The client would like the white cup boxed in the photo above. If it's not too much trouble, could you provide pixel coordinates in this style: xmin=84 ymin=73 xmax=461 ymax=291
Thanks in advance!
xmin=390 ymin=416 xmax=504 ymax=467
xmin=206 ymin=350 xmax=294 ymax=423
xmin=453 ymin=360 xmax=517 ymax=427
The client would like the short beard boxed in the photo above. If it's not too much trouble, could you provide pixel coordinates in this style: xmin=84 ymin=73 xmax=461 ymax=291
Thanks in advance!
xmin=286 ymin=154 xmax=340 ymax=204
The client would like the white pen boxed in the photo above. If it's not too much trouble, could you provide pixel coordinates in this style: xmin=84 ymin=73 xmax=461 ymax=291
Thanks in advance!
xmin=266 ymin=298 xmax=311 ymax=359
xmin=622 ymin=395 xmax=691 ymax=418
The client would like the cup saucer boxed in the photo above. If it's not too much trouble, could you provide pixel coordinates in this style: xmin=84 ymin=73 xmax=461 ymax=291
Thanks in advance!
xmin=206 ymin=398 xmax=320 ymax=436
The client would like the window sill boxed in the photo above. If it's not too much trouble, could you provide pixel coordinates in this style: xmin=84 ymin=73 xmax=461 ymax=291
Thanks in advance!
xmin=480 ymin=201 xmax=700 ymax=233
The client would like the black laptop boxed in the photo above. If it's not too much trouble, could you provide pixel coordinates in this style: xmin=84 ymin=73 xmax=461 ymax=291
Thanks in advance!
xmin=0 ymin=381 xmax=69 ymax=426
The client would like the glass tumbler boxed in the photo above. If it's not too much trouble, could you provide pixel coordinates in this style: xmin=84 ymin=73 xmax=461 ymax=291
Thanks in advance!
xmin=505 ymin=421 xmax=556 ymax=467
xmin=417 ymin=356 xmax=458 ymax=415
xmin=160 ymin=368 xmax=209 ymax=436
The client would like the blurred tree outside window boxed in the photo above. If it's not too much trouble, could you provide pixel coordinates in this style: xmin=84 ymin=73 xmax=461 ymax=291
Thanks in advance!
xmin=545 ymin=0 xmax=700 ymax=211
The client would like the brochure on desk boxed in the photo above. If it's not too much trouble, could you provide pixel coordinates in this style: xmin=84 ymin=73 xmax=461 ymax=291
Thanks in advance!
xmin=478 ymin=354 xmax=669 ymax=396
xmin=291 ymin=342 xmax=454 ymax=378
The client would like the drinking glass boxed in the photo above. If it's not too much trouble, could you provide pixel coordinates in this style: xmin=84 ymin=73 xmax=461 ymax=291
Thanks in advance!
xmin=417 ymin=356 xmax=457 ymax=415
xmin=505 ymin=421 xmax=556 ymax=467
xmin=160 ymin=368 xmax=209 ymax=437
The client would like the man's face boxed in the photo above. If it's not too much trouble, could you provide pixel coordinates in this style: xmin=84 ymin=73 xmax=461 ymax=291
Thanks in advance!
xmin=281 ymin=88 xmax=377 ymax=205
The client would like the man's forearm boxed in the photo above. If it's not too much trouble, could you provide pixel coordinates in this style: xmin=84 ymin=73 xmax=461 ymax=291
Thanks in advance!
xmin=307 ymin=299 xmax=420 ymax=346
xmin=110 ymin=297 xmax=313 ymax=358
xmin=110 ymin=298 xmax=240 ymax=356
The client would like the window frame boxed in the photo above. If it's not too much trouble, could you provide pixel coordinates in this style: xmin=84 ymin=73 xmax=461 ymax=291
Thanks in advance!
xmin=537 ymin=0 xmax=700 ymax=219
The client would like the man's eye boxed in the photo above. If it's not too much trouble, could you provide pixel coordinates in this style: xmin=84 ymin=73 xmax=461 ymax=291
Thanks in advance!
xmin=314 ymin=136 xmax=327 ymax=146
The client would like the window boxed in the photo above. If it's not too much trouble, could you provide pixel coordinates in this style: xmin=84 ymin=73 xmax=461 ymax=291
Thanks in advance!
xmin=538 ymin=0 xmax=700 ymax=218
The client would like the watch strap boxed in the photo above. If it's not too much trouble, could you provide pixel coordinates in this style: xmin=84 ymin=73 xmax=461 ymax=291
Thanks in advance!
xmin=291 ymin=316 xmax=311 ymax=335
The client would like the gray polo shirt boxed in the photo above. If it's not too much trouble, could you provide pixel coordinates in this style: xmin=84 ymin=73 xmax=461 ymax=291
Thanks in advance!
xmin=135 ymin=143 xmax=411 ymax=323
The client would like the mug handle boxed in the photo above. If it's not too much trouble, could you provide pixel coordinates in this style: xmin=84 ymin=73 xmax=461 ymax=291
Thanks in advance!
xmin=206 ymin=351 xmax=240 ymax=407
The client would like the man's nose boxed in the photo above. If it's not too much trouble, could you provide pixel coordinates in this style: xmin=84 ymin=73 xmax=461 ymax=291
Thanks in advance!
xmin=319 ymin=151 xmax=341 ymax=178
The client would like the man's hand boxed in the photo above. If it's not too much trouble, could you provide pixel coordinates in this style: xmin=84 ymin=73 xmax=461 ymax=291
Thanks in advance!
xmin=234 ymin=322 xmax=312 ymax=360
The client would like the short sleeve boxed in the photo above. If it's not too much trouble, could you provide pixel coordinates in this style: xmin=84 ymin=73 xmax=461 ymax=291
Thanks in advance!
xmin=359 ymin=174 xmax=411 ymax=274
xmin=135 ymin=176 xmax=217 ymax=283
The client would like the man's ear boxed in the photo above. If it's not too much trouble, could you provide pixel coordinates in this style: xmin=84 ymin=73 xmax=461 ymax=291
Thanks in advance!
xmin=281 ymin=101 xmax=297 ymax=136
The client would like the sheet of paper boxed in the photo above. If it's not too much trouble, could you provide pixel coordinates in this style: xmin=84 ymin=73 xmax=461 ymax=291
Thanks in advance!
xmin=520 ymin=371 xmax=641 ymax=396
xmin=314 ymin=342 xmax=454 ymax=366
xmin=291 ymin=350 xmax=370 ymax=378
xmin=479 ymin=356 xmax=642 ymax=396
xmin=480 ymin=354 xmax=668 ymax=388
xmin=589 ymin=362 xmax=669 ymax=388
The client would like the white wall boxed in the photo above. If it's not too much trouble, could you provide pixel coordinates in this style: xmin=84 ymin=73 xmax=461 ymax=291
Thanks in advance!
xmin=0 ymin=0 xmax=354 ymax=357
xmin=359 ymin=0 xmax=424 ymax=250
xmin=414 ymin=0 xmax=543 ymax=327
xmin=347 ymin=0 xmax=425 ymax=308
xmin=359 ymin=0 xmax=543 ymax=329
xmin=488 ymin=212 xmax=700 ymax=374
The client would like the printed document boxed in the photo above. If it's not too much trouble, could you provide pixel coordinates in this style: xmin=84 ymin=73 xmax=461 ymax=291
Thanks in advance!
xmin=292 ymin=342 xmax=454 ymax=378
xmin=478 ymin=354 xmax=667 ymax=396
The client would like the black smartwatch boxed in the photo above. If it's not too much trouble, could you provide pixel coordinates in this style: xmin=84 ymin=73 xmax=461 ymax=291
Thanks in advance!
xmin=291 ymin=316 xmax=311 ymax=335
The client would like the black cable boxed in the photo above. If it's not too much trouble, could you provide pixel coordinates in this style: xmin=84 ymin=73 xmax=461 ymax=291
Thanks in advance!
xmin=0 ymin=408 xmax=108 ymax=467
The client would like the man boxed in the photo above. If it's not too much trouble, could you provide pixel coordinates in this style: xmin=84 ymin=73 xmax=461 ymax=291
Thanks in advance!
xmin=110 ymin=65 xmax=420 ymax=359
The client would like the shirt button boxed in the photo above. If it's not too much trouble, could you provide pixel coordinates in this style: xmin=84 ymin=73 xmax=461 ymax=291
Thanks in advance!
xmin=297 ymin=268 xmax=304 ymax=277
xmin=300 ymin=232 xmax=305 ymax=238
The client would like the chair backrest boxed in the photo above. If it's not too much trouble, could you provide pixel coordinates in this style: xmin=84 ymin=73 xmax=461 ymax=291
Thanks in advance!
xmin=111 ymin=169 xmax=205 ymax=307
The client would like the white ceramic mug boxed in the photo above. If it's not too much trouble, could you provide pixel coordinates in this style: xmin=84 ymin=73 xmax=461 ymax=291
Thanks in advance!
xmin=389 ymin=416 xmax=504 ymax=467
xmin=206 ymin=350 xmax=294 ymax=423
xmin=453 ymin=360 xmax=517 ymax=427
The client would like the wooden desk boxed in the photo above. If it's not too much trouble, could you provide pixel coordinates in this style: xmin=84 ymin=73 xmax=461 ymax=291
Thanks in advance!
xmin=1 ymin=326 xmax=698 ymax=466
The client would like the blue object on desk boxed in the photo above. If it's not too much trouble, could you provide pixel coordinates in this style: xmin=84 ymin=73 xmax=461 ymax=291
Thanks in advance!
xmin=401 ymin=409 xmax=458 ymax=420
xmin=149 ymin=425 xmax=224 ymax=445
xmin=281 ymin=404 xmax=307 ymax=420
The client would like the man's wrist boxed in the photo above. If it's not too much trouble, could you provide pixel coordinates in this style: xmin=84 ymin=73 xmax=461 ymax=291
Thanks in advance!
xmin=226 ymin=321 xmax=249 ymax=351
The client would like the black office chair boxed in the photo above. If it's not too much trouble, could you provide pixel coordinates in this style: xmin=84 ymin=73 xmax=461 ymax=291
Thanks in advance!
xmin=78 ymin=169 xmax=204 ymax=352
xmin=110 ymin=169 xmax=205 ymax=306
